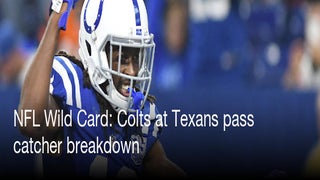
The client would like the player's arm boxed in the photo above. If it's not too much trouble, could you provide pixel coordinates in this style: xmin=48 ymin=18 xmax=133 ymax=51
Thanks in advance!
xmin=18 ymin=3 xmax=69 ymax=139
xmin=142 ymin=140 xmax=187 ymax=177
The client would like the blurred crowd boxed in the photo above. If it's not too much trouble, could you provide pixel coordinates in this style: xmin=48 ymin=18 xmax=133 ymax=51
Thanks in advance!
xmin=0 ymin=0 xmax=320 ymax=93
xmin=147 ymin=0 xmax=320 ymax=92
xmin=0 ymin=0 xmax=82 ymax=88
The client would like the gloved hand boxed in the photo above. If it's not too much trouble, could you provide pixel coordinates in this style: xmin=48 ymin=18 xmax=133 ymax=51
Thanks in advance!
xmin=128 ymin=87 xmax=144 ymax=110
xmin=50 ymin=0 xmax=79 ymax=30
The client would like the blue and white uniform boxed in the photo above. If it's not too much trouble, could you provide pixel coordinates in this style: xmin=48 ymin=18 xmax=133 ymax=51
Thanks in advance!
xmin=43 ymin=56 xmax=161 ymax=177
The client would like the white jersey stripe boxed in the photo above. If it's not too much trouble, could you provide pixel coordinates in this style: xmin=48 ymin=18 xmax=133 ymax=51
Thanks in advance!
xmin=152 ymin=123 xmax=159 ymax=138
xmin=52 ymin=59 xmax=73 ymax=106
xmin=149 ymin=103 xmax=156 ymax=119
xmin=142 ymin=124 xmax=148 ymax=135
xmin=149 ymin=103 xmax=159 ymax=137
xmin=142 ymin=103 xmax=156 ymax=135
xmin=62 ymin=57 xmax=82 ymax=109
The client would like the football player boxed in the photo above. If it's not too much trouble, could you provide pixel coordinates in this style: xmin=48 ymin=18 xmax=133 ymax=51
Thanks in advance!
xmin=18 ymin=0 xmax=186 ymax=178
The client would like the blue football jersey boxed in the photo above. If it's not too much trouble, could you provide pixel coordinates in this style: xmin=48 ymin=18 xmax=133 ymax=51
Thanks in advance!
xmin=43 ymin=55 xmax=162 ymax=177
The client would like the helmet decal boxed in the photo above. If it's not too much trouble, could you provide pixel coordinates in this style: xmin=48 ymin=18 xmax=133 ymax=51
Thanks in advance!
xmin=132 ymin=0 xmax=142 ymax=35
xmin=84 ymin=0 xmax=104 ymax=34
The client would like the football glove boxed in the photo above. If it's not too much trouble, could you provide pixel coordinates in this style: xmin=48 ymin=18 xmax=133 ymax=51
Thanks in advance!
xmin=50 ymin=0 xmax=79 ymax=30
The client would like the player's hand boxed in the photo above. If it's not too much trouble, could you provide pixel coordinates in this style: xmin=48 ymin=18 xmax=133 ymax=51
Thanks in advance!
xmin=50 ymin=0 xmax=79 ymax=30
xmin=128 ymin=87 xmax=144 ymax=110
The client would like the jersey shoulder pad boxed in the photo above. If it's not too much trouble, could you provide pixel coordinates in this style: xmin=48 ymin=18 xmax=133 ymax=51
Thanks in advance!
xmin=49 ymin=56 xmax=84 ymax=109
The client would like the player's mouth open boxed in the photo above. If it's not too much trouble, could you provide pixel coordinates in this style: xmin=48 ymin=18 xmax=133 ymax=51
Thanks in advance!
xmin=120 ymin=84 xmax=130 ymax=97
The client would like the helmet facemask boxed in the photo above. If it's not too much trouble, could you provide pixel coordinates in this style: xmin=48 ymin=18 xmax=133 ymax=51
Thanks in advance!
xmin=92 ymin=35 xmax=155 ymax=113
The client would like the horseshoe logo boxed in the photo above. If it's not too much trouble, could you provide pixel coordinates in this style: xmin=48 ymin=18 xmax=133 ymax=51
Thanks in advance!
xmin=83 ymin=0 xmax=104 ymax=34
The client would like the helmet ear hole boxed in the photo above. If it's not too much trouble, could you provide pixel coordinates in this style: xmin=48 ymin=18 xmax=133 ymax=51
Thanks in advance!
xmin=85 ymin=40 xmax=92 ymax=56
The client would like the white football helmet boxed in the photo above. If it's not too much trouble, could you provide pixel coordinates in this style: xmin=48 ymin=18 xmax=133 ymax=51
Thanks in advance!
xmin=78 ymin=0 xmax=155 ymax=112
